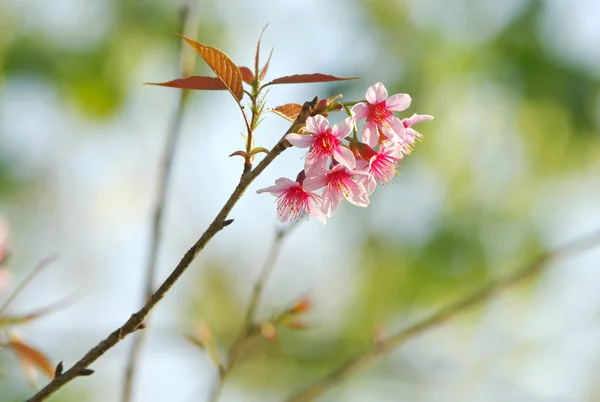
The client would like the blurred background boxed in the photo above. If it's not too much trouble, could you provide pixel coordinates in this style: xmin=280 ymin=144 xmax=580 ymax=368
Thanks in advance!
xmin=1 ymin=0 xmax=600 ymax=401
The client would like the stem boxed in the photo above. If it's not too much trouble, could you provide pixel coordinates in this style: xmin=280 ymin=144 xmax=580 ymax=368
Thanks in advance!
xmin=209 ymin=225 xmax=296 ymax=402
xmin=120 ymin=4 xmax=199 ymax=402
xmin=27 ymin=97 xmax=319 ymax=402
xmin=286 ymin=229 xmax=600 ymax=402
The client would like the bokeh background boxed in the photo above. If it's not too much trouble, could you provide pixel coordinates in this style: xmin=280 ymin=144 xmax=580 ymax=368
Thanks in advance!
xmin=2 ymin=0 xmax=600 ymax=401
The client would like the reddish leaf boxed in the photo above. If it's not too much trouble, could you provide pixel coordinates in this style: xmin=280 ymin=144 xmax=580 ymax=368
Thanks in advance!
xmin=177 ymin=34 xmax=244 ymax=101
xmin=265 ymin=73 xmax=359 ymax=87
xmin=238 ymin=66 xmax=255 ymax=85
xmin=9 ymin=340 xmax=54 ymax=378
xmin=229 ymin=150 xmax=249 ymax=158
xmin=268 ymin=103 xmax=303 ymax=122
xmin=146 ymin=76 xmax=228 ymax=91
xmin=259 ymin=47 xmax=274 ymax=81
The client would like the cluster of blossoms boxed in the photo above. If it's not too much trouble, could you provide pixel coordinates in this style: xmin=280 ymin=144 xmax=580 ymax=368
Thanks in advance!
xmin=258 ymin=83 xmax=433 ymax=224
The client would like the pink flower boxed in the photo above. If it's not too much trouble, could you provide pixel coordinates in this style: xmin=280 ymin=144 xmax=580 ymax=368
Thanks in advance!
xmin=351 ymin=82 xmax=411 ymax=147
xmin=257 ymin=176 xmax=326 ymax=224
xmin=304 ymin=165 xmax=370 ymax=217
xmin=355 ymin=140 xmax=403 ymax=194
xmin=400 ymin=113 xmax=434 ymax=154
xmin=285 ymin=115 xmax=356 ymax=173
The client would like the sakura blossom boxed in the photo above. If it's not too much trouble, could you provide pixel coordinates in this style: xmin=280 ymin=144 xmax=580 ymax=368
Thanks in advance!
xmin=257 ymin=176 xmax=326 ymax=224
xmin=400 ymin=113 xmax=434 ymax=154
xmin=260 ymin=82 xmax=432 ymax=224
xmin=354 ymin=140 xmax=403 ymax=194
xmin=304 ymin=165 xmax=370 ymax=217
xmin=351 ymin=82 xmax=411 ymax=147
xmin=285 ymin=115 xmax=356 ymax=173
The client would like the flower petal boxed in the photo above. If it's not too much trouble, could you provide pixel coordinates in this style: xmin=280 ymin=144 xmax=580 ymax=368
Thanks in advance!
xmin=385 ymin=93 xmax=411 ymax=111
xmin=332 ymin=117 xmax=354 ymax=139
xmin=305 ymin=115 xmax=329 ymax=134
xmin=346 ymin=182 xmax=370 ymax=207
xmin=404 ymin=113 xmax=434 ymax=127
xmin=360 ymin=122 xmax=379 ymax=148
xmin=351 ymin=102 xmax=369 ymax=121
xmin=285 ymin=133 xmax=315 ymax=148
xmin=333 ymin=146 xmax=356 ymax=170
xmin=366 ymin=82 xmax=388 ymax=104
xmin=321 ymin=188 xmax=343 ymax=217
xmin=306 ymin=194 xmax=327 ymax=224
xmin=381 ymin=117 xmax=406 ymax=143
xmin=304 ymin=154 xmax=329 ymax=175
xmin=303 ymin=173 xmax=328 ymax=191
xmin=256 ymin=177 xmax=297 ymax=195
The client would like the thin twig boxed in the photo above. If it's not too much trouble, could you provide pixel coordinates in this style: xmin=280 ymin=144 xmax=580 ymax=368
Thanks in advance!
xmin=0 ymin=256 xmax=56 ymax=318
xmin=26 ymin=97 xmax=319 ymax=402
xmin=209 ymin=225 xmax=297 ymax=402
xmin=286 ymin=229 xmax=600 ymax=402
xmin=120 ymin=4 xmax=200 ymax=402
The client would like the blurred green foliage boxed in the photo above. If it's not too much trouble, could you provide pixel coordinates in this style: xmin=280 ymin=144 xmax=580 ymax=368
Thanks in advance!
xmin=1 ymin=0 xmax=599 ymax=400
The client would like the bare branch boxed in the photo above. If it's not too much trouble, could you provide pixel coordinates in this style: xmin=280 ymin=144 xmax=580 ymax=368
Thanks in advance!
xmin=120 ymin=3 xmax=200 ymax=401
xmin=286 ymin=229 xmax=600 ymax=402
xmin=26 ymin=96 xmax=319 ymax=402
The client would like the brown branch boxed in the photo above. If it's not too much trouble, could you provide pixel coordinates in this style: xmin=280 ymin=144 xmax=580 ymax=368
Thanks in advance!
xmin=286 ymin=229 xmax=600 ymax=402
xmin=209 ymin=225 xmax=296 ymax=402
xmin=27 ymin=97 xmax=319 ymax=402
xmin=120 ymin=3 xmax=200 ymax=402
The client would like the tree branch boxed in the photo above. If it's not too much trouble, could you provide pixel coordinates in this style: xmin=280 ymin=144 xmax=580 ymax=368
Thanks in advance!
xmin=27 ymin=97 xmax=319 ymax=402
xmin=209 ymin=225 xmax=297 ymax=402
xmin=286 ymin=229 xmax=600 ymax=402
xmin=120 ymin=3 xmax=200 ymax=401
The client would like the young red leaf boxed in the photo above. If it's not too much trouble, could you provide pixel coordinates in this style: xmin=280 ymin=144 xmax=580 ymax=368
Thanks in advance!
xmin=9 ymin=340 xmax=54 ymax=378
xmin=264 ymin=73 xmax=359 ymax=87
xmin=146 ymin=76 xmax=228 ymax=91
xmin=238 ymin=66 xmax=255 ymax=85
xmin=259 ymin=47 xmax=274 ymax=81
xmin=268 ymin=103 xmax=303 ymax=122
xmin=177 ymin=34 xmax=244 ymax=101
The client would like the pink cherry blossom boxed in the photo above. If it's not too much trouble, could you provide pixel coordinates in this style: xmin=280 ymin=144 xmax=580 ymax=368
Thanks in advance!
xmin=257 ymin=176 xmax=326 ymax=224
xmin=356 ymin=140 xmax=403 ymax=194
xmin=351 ymin=82 xmax=411 ymax=147
xmin=285 ymin=115 xmax=356 ymax=173
xmin=400 ymin=113 xmax=434 ymax=154
xmin=304 ymin=165 xmax=370 ymax=217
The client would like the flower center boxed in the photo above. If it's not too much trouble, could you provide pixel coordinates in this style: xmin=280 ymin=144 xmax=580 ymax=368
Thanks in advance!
xmin=314 ymin=128 xmax=336 ymax=155
xmin=278 ymin=186 xmax=309 ymax=219
xmin=367 ymin=102 xmax=393 ymax=126
xmin=370 ymin=153 xmax=399 ymax=183
xmin=328 ymin=170 xmax=352 ymax=198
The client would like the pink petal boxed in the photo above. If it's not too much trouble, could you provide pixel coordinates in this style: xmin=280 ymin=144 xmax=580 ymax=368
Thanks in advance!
xmin=285 ymin=133 xmax=315 ymax=148
xmin=306 ymin=195 xmax=327 ymax=224
xmin=305 ymin=115 xmax=329 ymax=134
xmin=303 ymin=174 xmax=328 ymax=191
xmin=256 ymin=177 xmax=298 ymax=196
xmin=360 ymin=122 xmax=379 ymax=148
xmin=321 ymin=188 xmax=343 ymax=217
xmin=385 ymin=93 xmax=411 ymax=111
xmin=332 ymin=117 xmax=354 ymax=140
xmin=346 ymin=182 xmax=370 ymax=207
xmin=304 ymin=154 xmax=329 ymax=175
xmin=404 ymin=113 xmax=434 ymax=126
xmin=362 ymin=175 xmax=377 ymax=195
xmin=277 ymin=201 xmax=297 ymax=222
xmin=366 ymin=82 xmax=388 ymax=104
xmin=333 ymin=146 xmax=356 ymax=170
xmin=381 ymin=117 xmax=406 ymax=142
xmin=351 ymin=102 xmax=369 ymax=121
